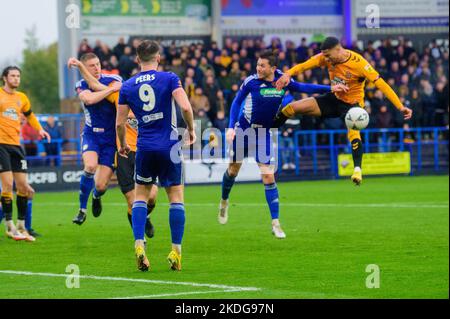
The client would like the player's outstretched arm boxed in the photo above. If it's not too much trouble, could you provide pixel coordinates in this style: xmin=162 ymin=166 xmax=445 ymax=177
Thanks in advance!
xmin=276 ymin=55 xmax=322 ymax=91
xmin=360 ymin=60 xmax=412 ymax=120
xmin=374 ymin=78 xmax=413 ymax=120
xmin=288 ymin=81 xmax=348 ymax=95
xmin=173 ymin=88 xmax=196 ymax=145
xmin=116 ymin=103 xmax=131 ymax=157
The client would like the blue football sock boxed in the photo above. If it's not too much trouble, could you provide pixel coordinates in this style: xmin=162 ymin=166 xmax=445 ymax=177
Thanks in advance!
xmin=79 ymin=171 xmax=94 ymax=211
xmin=265 ymin=183 xmax=279 ymax=220
xmin=221 ymin=170 xmax=236 ymax=200
xmin=132 ymin=201 xmax=147 ymax=241
xmin=93 ymin=188 xmax=106 ymax=199
xmin=25 ymin=199 xmax=32 ymax=231
xmin=169 ymin=203 xmax=185 ymax=245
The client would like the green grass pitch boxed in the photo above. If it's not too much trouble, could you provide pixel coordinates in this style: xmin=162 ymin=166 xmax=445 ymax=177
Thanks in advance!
xmin=0 ymin=175 xmax=448 ymax=299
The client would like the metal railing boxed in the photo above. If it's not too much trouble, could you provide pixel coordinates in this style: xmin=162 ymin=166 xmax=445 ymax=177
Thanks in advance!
xmin=24 ymin=113 xmax=449 ymax=178
xmin=288 ymin=127 xmax=449 ymax=178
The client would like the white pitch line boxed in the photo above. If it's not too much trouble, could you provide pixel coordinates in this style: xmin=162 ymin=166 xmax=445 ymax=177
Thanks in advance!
xmin=34 ymin=202 xmax=449 ymax=209
xmin=0 ymin=270 xmax=260 ymax=292
xmin=112 ymin=289 xmax=241 ymax=300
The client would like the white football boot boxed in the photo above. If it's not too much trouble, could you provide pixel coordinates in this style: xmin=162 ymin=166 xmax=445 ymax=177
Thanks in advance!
xmin=272 ymin=220 xmax=286 ymax=239
xmin=218 ymin=199 xmax=229 ymax=225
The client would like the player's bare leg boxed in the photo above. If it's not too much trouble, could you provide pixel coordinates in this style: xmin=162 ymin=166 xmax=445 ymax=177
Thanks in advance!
xmin=91 ymin=165 xmax=113 ymax=217
xmin=0 ymin=172 xmax=25 ymax=240
xmin=273 ymin=97 xmax=322 ymax=127
xmin=13 ymin=172 xmax=35 ymax=241
xmin=348 ymin=129 xmax=363 ymax=186
xmin=166 ymin=185 xmax=185 ymax=271
xmin=73 ymin=151 xmax=98 ymax=225
xmin=259 ymin=164 xmax=286 ymax=239
xmin=219 ymin=162 xmax=242 ymax=225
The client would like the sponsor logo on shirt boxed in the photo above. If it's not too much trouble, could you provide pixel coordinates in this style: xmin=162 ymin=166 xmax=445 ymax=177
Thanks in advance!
xmin=142 ymin=112 xmax=164 ymax=123
xmin=2 ymin=108 xmax=18 ymax=120
xmin=331 ymin=77 xmax=347 ymax=86
xmin=260 ymin=88 xmax=285 ymax=97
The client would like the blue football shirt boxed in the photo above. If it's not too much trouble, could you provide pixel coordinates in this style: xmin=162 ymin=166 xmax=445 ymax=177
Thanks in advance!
xmin=229 ymin=69 xmax=330 ymax=129
xmin=118 ymin=70 xmax=182 ymax=151
xmin=75 ymin=74 xmax=122 ymax=142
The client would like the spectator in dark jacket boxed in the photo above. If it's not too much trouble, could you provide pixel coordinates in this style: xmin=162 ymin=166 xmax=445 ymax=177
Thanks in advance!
xmin=119 ymin=46 xmax=137 ymax=80
xmin=43 ymin=116 xmax=63 ymax=166
xmin=376 ymin=105 xmax=394 ymax=128
xmin=409 ymin=89 xmax=424 ymax=127
xmin=296 ymin=38 xmax=309 ymax=63
xmin=113 ymin=37 xmax=127 ymax=59
xmin=434 ymin=81 xmax=449 ymax=127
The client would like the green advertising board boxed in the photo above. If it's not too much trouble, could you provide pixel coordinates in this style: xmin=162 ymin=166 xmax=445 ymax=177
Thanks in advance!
xmin=81 ymin=0 xmax=211 ymax=36
xmin=338 ymin=152 xmax=411 ymax=176
xmin=82 ymin=0 xmax=210 ymax=17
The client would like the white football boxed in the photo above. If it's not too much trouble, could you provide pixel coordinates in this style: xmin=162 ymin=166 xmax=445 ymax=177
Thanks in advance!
xmin=345 ymin=107 xmax=369 ymax=130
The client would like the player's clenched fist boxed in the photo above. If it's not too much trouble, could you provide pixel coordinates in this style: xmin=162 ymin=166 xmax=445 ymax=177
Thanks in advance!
xmin=331 ymin=83 xmax=349 ymax=93
xmin=67 ymin=57 xmax=81 ymax=69
xmin=118 ymin=144 xmax=131 ymax=158
xmin=184 ymin=129 xmax=196 ymax=146
xmin=401 ymin=106 xmax=413 ymax=120
xmin=110 ymin=81 xmax=122 ymax=92
xmin=226 ymin=128 xmax=236 ymax=145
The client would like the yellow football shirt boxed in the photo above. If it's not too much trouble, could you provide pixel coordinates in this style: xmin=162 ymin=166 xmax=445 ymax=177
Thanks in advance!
xmin=0 ymin=88 xmax=32 ymax=146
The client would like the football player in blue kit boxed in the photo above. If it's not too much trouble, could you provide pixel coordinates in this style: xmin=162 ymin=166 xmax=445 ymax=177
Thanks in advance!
xmin=71 ymin=53 xmax=123 ymax=225
xmin=67 ymin=56 xmax=156 ymax=238
xmin=219 ymin=50 xmax=348 ymax=238
xmin=117 ymin=40 xmax=196 ymax=272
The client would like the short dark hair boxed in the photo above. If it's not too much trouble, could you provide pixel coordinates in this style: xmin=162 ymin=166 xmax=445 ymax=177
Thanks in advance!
xmin=2 ymin=66 xmax=21 ymax=84
xmin=2 ymin=66 xmax=21 ymax=78
xmin=137 ymin=40 xmax=160 ymax=63
xmin=259 ymin=50 xmax=279 ymax=67
xmin=320 ymin=37 xmax=340 ymax=51
xmin=80 ymin=53 xmax=99 ymax=63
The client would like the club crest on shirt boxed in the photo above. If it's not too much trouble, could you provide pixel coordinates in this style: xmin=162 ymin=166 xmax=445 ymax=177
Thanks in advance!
xmin=127 ymin=118 xmax=139 ymax=130
xmin=364 ymin=64 xmax=375 ymax=73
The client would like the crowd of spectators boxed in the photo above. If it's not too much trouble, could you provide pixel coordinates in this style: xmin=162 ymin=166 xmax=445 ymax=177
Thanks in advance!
xmin=78 ymin=36 xmax=449 ymax=168
xmin=78 ymin=36 xmax=449 ymax=132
